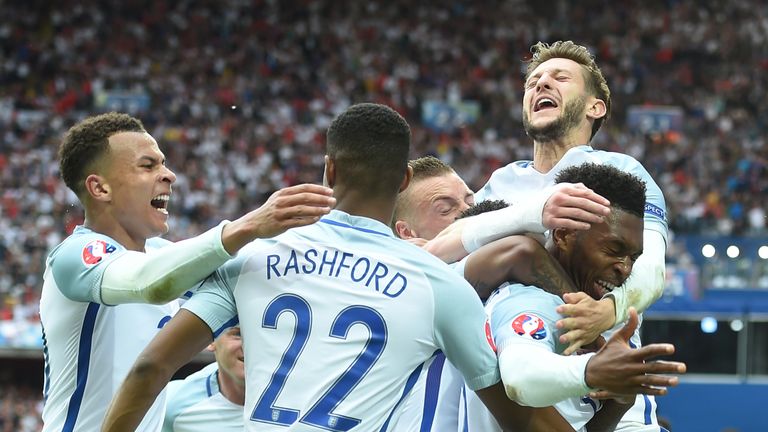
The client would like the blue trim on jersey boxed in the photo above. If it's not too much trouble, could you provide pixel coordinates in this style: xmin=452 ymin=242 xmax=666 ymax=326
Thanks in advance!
xmin=63 ymin=302 xmax=100 ymax=432
xmin=206 ymin=370 xmax=217 ymax=397
xmin=379 ymin=362 xmax=424 ymax=432
xmin=420 ymin=353 xmax=446 ymax=432
xmin=581 ymin=396 xmax=598 ymax=413
xmin=320 ymin=219 xmax=390 ymax=237
xmin=661 ymin=427 xmax=669 ymax=432
xmin=42 ymin=324 xmax=51 ymax=402
xmin=213 ymin=315 xmax=239 ymax=338
xmin=643 ymin=394 xmax=652 ymax=424
xmin=182 ymin=290 xmax=194 ymax=299
xmin=461 ymin=386 xmax=468 ymax=432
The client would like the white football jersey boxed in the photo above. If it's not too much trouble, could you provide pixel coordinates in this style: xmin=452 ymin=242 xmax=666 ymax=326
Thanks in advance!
xmin=474 ymin=145 xmax=669 ymax=431
xmin=183 ymin=210 xmax=500 ymax=431
xmin=163 ymin=363 xmax=243 ymax=432
xmin=40 ymin=226 xmax=178 ymax=432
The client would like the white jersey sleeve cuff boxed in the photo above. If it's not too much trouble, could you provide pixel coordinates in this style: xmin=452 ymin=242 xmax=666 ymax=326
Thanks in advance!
xmin=99 ymin=221 xmax=233 ymax=305
xmin=460 ymin=189 xmax=550 ymax=253
xmin=498 ymin=341 xmax=593 ymax=407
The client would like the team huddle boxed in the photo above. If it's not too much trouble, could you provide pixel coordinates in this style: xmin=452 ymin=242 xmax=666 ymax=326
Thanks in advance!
xmin=40 ymin=41 xmax=685 ymax=432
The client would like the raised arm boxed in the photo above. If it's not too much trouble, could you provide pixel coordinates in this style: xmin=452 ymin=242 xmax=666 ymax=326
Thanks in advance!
xmin=102 ymin=310 xmax=213 ymax=431
xmin=100 ymin=184 xmax=335 ymax=305
xmin=423 ymin=183 xmax=610 ymax=263
xmin=463 ymin=235 xmax=577 ymax=300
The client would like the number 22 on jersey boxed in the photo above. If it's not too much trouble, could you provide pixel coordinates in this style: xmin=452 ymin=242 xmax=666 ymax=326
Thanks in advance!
xmin=250 ymin=294 xmax=388 ymax=431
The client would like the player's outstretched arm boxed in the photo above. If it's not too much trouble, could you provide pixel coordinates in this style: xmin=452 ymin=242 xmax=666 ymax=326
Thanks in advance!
xmin=220 ymin=183 xmax=336 ymax=253
xmin=423 ymin=183 xmax=610 ymax=263
xmin=101 ymin=310 xmax=214 ymax=432
xmin=583 ymin=308 xmax=686 ymax=396
xmin=464 ymin=235 xmax=577 ymax=300
xmin=100 ymin=184 xmax=335 ymax=305
xmin=475 ymin=382 xmax=575 ymax=432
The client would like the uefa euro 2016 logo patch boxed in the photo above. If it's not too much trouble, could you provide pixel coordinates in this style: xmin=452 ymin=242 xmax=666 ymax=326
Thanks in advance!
xmin=82 ymin=240 xmax=117 ymax=266
xmin=484 ymin=318 xmax=497 ymax=352
xmin=511 ymin=313 xmax=547 ymax=340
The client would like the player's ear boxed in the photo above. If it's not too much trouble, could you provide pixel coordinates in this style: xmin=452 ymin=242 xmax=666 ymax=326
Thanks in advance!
xmin=586 ymin=98 xmax=607 ymax=121
xmin=551 ymin=227 xmax=576 ymax=254
xmin=204 ymin=342 xmax=216 ymax=353
xmin=84 ymin=174 xmax=111 ymax=202
xmin=394 ymin=220 xmax=416 ymax=240
xmin=399 ymin=165 xmax=413 ymax=193
xmin=323 ymin=155 xmax=336 ymax=188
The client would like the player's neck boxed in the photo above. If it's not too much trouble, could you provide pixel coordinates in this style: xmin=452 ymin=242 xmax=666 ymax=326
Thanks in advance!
xmin=83 ymin=214 xmax=146 ymax=252
xmin=332 ymin=190 xmax=396 ymax=226
xmin=217 ymin=370 xmax=245 ymax=406
xmin=532 ymin=135 xmax=587 ymax=173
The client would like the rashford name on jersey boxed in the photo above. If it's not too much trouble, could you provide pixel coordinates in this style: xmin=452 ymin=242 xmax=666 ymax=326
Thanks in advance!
xmin=266 ymin=247 xmax=408 ymax=298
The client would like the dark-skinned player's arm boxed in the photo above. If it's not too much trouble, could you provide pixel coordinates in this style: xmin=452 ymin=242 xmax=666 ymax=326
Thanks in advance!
xmin=583 ymin=397 xmax=633 ymax=432
xmin=463 ymin=235 xmax=614 ymax=352
xmin=102 ymin=310 xmax=213 ymax=431
xmin=475 ymin=382 xmax=576 ymax=432
xmin=463 ymin=235 xmax=577 ymax=300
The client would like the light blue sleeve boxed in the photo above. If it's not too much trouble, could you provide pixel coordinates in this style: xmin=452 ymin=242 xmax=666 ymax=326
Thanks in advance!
xmin=182 ymin=256 xmax=244 ymax=337
xmin=489 ymin=286 xmax=563 ymax=354
xmin=430 ymin=266 xmax=500 ymax=391
xmin=49 ymin=233 xmax=126 ymax=303
xmin=607 ymin=154 xmax=669 ymax=243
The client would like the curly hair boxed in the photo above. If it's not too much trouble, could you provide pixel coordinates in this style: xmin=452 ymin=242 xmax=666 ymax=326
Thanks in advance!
xmin=457 ymin=199 xmax=509 ymax=219
xmin=555 ymin=162 xmax=646 ymax=218
xmin=59 ymin=112 xmax=146 ymax=197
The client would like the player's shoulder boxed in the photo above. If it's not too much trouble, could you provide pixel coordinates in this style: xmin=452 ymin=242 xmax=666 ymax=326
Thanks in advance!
xmin=488 ymin=283 xmax=563 ymax=311
xmin=576 ymin=146 xmax=647 ymax=171
xmin=146 ymin=236 xmax=173 ymax=250
xmin=48 ymin=227 xmax=123 ymax=268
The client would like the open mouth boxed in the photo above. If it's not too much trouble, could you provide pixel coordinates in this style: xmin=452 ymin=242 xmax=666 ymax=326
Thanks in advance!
xmin=534 ymin=97 xmax=558 ymax=112
xmin=151 ymin=194 xmax=170 ymax=214
xmin=594 ymin=280 xmax=618 ymax=296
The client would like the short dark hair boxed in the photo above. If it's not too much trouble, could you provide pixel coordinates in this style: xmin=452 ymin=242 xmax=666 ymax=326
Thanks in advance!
xmin=326 ymin=103 xmax=411 ymax=196
xmin=59 ymin=112 xmax=146 ymax=197
xmin=525 ymin=41 xmax=611 ymax=140
xmin=555 ymin=163 xmax=646 ymax=218
xmin=458 ymin=199 xmax=509 ymax=219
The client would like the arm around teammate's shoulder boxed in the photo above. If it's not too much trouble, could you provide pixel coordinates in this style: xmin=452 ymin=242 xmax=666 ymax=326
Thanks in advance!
xmin=100 ymin=184 xmax=335 ymax=305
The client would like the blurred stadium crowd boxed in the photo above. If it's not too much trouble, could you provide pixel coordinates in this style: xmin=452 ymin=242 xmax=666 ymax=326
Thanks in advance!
xmin=1 ymin=0 xmax=768 ymax=426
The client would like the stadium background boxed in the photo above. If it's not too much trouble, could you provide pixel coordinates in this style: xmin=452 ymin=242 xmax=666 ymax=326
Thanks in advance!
xmin=0 ymin=0 xmax=766 ymax=430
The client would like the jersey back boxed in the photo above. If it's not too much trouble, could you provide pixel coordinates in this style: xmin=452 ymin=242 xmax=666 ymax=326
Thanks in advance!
xmin=184 ymin=210 xmax=499 ymax=431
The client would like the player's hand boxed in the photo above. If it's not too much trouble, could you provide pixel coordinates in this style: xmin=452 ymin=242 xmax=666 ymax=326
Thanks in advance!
xmin=584 ymin=308 xmax=686 ymax=397
xmin=222 ymin=184 xmax=335 ymax=253
xmin=542 ymin=183 xmax=610 ymax=231
xmin=556 ymin=293 xmax=616 ymax=355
